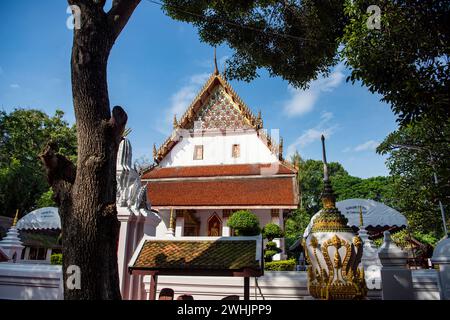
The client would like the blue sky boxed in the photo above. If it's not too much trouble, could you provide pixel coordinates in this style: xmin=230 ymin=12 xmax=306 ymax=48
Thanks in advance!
xmin=0 ymin=1 xmax=398 ymax=178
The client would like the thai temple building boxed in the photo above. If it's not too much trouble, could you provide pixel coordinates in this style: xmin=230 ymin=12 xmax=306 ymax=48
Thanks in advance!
xmin=141 ymin=57 xmax=299 ymax=256
xmin=0 ymin=55 xmax=448 ymax=301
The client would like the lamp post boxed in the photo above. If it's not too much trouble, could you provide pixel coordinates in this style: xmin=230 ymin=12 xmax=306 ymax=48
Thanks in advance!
xmin=392 ymin=144 xmax=448 ymax=236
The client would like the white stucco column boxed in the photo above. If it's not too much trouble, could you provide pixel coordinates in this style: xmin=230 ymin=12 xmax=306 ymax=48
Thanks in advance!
xmin=175 ymin=216 xmax=184 ymax=237
xmin=117 ymin=207 xmax=133 ymax=297
xmin=378 ymin=231 xmax=414 ymax=300
xmin=222 ymin=211 xmax=231 ymax=237
xmin=431 ymin=235 xmax=450 ymax=300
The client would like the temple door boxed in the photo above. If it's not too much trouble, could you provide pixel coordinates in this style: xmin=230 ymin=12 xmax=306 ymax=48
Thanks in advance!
xmin=208 ymin=213 xmax=222 ymax=237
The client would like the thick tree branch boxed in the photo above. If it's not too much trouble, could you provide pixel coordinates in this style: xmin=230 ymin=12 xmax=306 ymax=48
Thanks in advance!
xmin=108 ymin=0 xmax=141 ymax=40
xmin=107 ymin=105 xmax=128 ymax=146
xmin=40 ymin=142 xmax=76 ymax=186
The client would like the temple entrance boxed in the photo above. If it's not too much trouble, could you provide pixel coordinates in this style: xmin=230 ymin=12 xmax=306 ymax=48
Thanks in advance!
xmin=208 ymin=213 xmax=222 ymax=237
xmin=183 ymin=210 xmax=200 ymax=236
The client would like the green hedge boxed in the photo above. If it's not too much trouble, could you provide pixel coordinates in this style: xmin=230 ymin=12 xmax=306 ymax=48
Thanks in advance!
xmin=50 ymin=253 xmax=63 ymax=265
xmin=264 ymin=259 xmax=296 ymax=271
xmin=227 ymin=210 xmax=260 ymax=236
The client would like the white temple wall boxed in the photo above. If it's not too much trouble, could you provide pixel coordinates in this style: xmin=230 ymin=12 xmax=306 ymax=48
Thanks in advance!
xmin=0 ymin=263 xmax=63 ymax=300
xmin=159 ymin=131 xmax=278 ymax=168
xmin=155 ymin=209 xmax=274 ymax=237
xmin=0 ymin=265 xmax=440 ymax=300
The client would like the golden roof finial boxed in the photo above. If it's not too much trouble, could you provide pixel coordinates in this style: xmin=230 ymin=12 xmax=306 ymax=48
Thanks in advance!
xmin=153 ymin=144 xmax=157 ymax=159
xmin=213 ymin=47 xmax=219 ymax=75
xmin=12 ymin=209 xmax=19 ymax=227
xmin=256 ymin=110 xmax=263 ymax=129
xmin=173 ymin=114 xmax=179 ymax=129
xmin=169 ymin=208 xmax=175 ymax=231
xmin=359 ymin=206 xmax=364 ymax=227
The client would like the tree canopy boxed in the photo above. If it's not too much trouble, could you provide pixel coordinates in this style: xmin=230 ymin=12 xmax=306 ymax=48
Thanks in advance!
xmin=0 ymin=109 xmax=76 ymax=218
xmin=377 ymin=117 xmax=450 ymax=236
xmin=162 ymin=0 xmax=450 ymax=125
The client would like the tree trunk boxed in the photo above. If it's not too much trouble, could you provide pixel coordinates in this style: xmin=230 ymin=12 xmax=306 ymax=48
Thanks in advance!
xmin=41 ymin=1 xmax=140 ymax=299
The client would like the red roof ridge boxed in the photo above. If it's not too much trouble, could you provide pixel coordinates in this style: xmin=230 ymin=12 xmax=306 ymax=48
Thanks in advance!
xmin=142 ymin=162 xmax=296 ymax=180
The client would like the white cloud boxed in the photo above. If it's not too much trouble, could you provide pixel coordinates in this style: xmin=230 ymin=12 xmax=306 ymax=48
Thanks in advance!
xmin=168 ymin=72 xmax=209 ymax=119
xmin=286 ymin=111 xmax=338 ymax=157
xmin=342 ymin=147 xmax=351 ymax=153
xmin=342 ymin=140 xmax=379 ymax=153
xmin=283 ymin=64 xmax=345 ymax=117
xmin=10 ymin=83 xmax=20 ymax=89
xmin=155 ymin=72 xmax=210 ymax=135
xmin=354 ymin=140 xmax=379 ymax=152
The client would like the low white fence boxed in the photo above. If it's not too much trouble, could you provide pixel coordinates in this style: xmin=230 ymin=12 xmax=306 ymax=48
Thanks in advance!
xmin=0 ymin=263 xmax=441 ymax=300
xmin=0 ymin=263 xmax=63 ymax=300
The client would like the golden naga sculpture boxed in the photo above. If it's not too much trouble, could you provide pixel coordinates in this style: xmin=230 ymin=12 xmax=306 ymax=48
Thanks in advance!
xmin=303 ymin=135 xmax=367 ymax=300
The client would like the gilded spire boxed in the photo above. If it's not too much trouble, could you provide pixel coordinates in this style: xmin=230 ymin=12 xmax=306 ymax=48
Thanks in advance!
xmin=257 ymin=110 xmax=263 ymax=129
xmin=153 ymin=144 xmax=157 ymax=159
xmin=173 ymin=114 xmax=179 ymax=129
xmin=320 ymin=135 xmax=335 ymax=209
xmin=213 ymin=47 xmax=219 ymax=75
xmin=12 ymin=209 xmax=19 ymax=227
xmin=311 ymin=135 xmax=352 ymax=233
xmin=169 ymin=208 xmax=175 ymax=230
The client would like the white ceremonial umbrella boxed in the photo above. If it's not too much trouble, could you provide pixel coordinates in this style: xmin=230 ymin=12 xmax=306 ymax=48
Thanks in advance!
xmin=16 ymin=207 xmax=60 ymax=230
xmin=303 ymin=199 xmax=407 ymax=238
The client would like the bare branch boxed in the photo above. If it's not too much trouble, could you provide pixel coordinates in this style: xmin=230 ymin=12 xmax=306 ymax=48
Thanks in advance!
xmin=108 ymin=0 xmax=141 ymax=40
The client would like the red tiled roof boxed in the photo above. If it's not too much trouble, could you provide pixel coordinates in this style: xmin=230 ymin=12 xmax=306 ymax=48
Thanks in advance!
xmin=147 ymin=176 xmax=297 ymax=207
xmin=131 ymin=240 xmax=260 ymax=271
xmin=142 ymin=163 xmax=296 ymax=180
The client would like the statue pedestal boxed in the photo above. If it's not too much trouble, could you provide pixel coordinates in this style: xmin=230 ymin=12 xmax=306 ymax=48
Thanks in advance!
xmin=431 ymin=235 xmax=450 ymax=300
xmin=378 ymin=231 xmax=414 ymax=300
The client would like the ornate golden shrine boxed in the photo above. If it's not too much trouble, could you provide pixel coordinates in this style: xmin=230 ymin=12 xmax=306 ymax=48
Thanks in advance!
xmin=207 ymin=212 xmax=222 ymax=237
xmin=303 ymin=136 xmax=367 ymax=300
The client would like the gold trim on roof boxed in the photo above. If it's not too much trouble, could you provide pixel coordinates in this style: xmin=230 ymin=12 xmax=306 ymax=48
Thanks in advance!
xmin=154 ymin=72 xmax=265 ymax=162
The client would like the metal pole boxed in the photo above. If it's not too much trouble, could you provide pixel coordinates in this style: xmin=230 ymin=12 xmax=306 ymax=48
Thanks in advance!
xmin=429 ymin=150 xmax=448 ymax=235
xmin=433 ymin=172 xmax=448 ymax=235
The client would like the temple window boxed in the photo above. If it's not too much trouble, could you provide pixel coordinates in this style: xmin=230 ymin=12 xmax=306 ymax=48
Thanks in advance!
xmin=232 ymin=144 xmax=240 ymax=158
xmin=193 ymin=145 xmax=203 ymax=160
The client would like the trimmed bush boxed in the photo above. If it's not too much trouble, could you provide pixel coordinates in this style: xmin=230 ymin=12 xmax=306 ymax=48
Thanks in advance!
xmin=264 ymin=241 xmax=282 ymax=262
xmin=50 ymin=253 xmax=63 ymax=265
xmin=265 ymin=259 xmax=296 ymax=271
xmin=227 ymin=210 xmax=260 ymax=236
xmin=262 ymin=223 xmax=284 ymax=241
xmin=266 ymin=241 xmax=278 ymax=250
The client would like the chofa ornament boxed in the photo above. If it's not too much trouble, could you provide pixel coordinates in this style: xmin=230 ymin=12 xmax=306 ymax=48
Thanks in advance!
xmin=304 ymin=135 xmax=367 ymax=300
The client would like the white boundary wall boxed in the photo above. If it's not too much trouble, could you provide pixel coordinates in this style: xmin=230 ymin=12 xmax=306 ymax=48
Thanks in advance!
xmin=0 ymin=265 xmax=440 ymax=300
xmin=0 ymin=263 xmax=62 ymax=300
